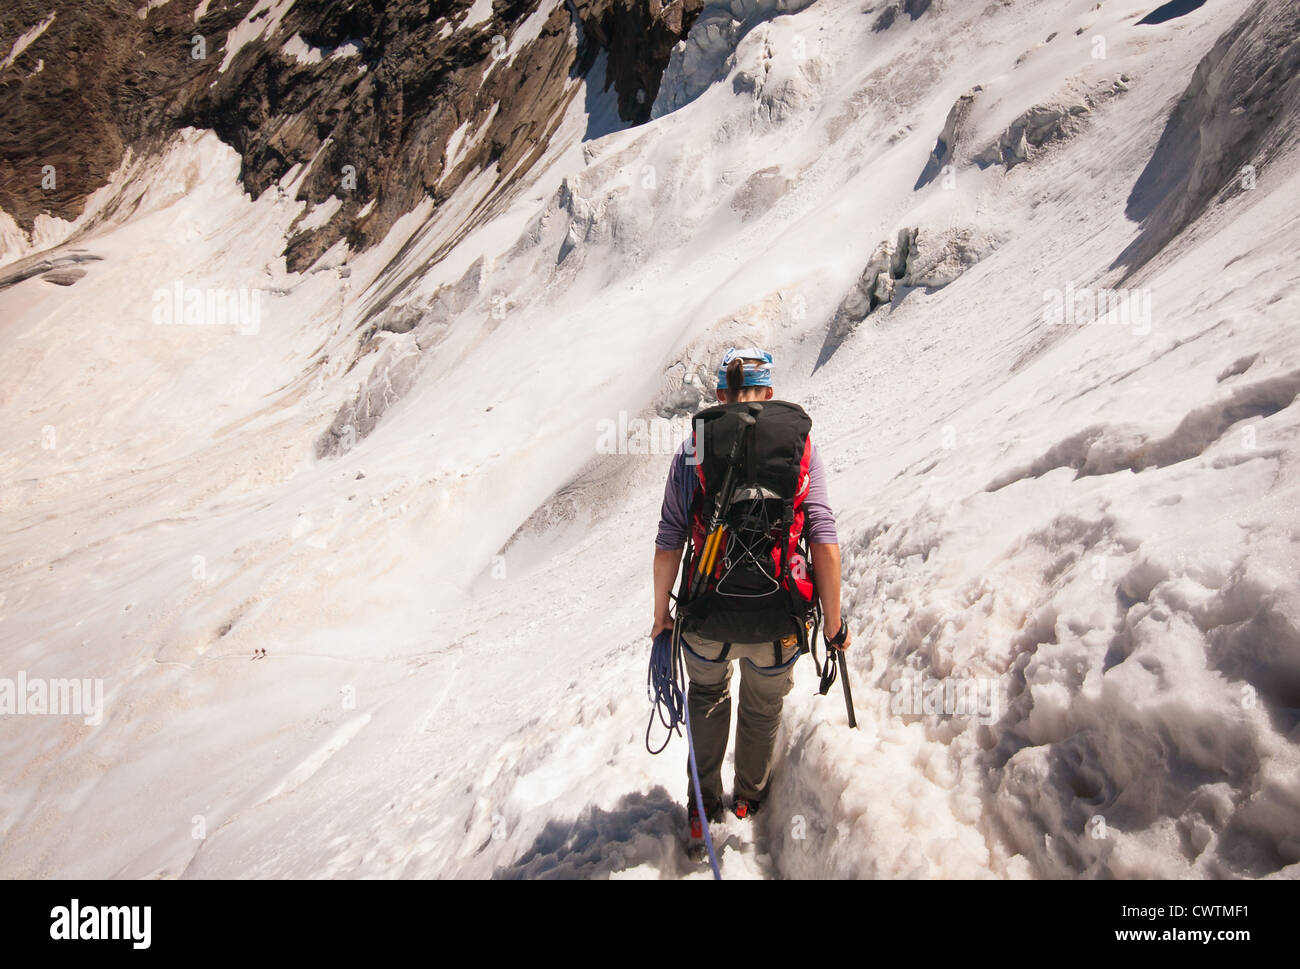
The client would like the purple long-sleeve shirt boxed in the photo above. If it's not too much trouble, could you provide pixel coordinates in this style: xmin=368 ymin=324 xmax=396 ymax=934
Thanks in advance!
xmin=655 ymin=438 xmax=838 ymax=550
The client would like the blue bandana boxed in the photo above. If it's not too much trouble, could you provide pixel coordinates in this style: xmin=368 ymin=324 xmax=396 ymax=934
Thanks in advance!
xmin=715 ymin=346 xmax=774 ymax=390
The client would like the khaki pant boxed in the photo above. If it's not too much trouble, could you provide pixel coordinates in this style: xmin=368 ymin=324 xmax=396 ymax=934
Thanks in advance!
xmin=682 ymin=631 xmax=801 ymax=808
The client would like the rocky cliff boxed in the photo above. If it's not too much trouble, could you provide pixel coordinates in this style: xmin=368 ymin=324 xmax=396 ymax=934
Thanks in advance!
xmin=0 ymin=0 xmax=702 ymax=270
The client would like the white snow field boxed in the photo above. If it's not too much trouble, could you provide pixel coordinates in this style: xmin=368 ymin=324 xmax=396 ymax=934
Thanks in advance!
xmin=2 ymin=0 xmax=1298 ymax=879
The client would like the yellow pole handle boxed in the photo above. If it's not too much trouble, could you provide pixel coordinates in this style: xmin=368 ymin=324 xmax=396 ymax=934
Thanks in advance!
xmin=699 ymin=527 xmax=724 ymax=577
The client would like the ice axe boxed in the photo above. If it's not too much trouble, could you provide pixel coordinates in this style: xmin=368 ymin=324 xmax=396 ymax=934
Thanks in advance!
xmin=689 ymin=404 xmax=761 ymax=600
xmin=818 ymin=622 xmax=857 ymax=728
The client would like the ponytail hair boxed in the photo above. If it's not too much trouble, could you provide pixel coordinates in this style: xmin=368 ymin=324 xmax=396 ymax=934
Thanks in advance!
xmin=726 ymin=357 xmax=745 ymax=398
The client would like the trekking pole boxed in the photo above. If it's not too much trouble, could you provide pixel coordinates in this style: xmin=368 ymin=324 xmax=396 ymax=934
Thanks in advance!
xmin=836 ymin=647 xmax=857 ymax=729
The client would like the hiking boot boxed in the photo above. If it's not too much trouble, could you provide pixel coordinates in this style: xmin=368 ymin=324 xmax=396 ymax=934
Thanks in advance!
xmin=732 ymin=796 xmax=762 ymax=820
xmin=688 ymin=797 xmax=724 ymax=841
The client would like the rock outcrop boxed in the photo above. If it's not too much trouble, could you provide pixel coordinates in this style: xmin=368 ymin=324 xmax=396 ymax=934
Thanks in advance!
xmin=816 ymin=224 xmax=1000 ymax=368
xmin=913 ymin=74 xmax=1128 ymax=190
xmin=579 ymin=0 xmax=707 ymax=122
xmin=973 ymin=75 xmax=1130 ymax=171
xmin=903 ymin=225 xmax=999 ymax=288
xmin=915 ymin=86 xmax=981 ymax=189
xmin=0 ymin=0 xmax=703 ymax=269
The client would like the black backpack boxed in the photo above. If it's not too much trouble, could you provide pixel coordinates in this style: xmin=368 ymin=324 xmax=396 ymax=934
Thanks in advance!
xmin=676 ymin=400 xmax=819 ymax=645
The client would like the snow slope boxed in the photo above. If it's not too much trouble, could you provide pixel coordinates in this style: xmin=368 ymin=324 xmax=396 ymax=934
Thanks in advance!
xmin=1 ymin=0 xmax=1297 ymax=879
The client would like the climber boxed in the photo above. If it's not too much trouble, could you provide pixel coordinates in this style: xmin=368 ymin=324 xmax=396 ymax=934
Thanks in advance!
xmin=652 ymin=346 xmax=850 ymax=843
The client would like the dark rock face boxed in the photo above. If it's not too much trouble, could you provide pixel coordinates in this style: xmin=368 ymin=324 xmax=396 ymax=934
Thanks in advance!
xmin=1117 ymin=0 xmax=1300 ymax=275
xmin=574 ymin=0 xmax=705 ymax=123
xmin=0 ymin=0 xmax=701 ymax=269
xmin=0 ymin=1 xmax=164 ymax=234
